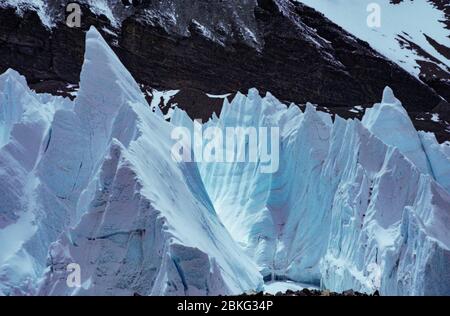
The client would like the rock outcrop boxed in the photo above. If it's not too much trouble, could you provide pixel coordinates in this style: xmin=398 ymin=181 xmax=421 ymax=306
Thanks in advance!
xmin=0 ymin=0 xmax=448 ymax=141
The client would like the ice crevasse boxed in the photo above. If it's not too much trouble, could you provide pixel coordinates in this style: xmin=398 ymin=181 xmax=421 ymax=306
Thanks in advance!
xmin=0 ymin=27 xmax=449 ymax=296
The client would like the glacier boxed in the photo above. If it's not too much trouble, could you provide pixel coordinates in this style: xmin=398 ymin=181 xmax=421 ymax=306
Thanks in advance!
xmin=0 ymin=27 xmax=262 ymax=296
xmin=0 ymin=27 xmax=449 ymax=296
xmin=172 ymin=87 xmax=450 ymax=295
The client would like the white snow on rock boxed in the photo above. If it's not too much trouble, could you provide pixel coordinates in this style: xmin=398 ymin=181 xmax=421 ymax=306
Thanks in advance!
xmin=296 ymin=0 xmax=450 ymax=78
xmin=431 ymin=113 xmax=441 ymax=123
xmin=0 ymin=0 xmax=263 ymax=48
xmin=0 ymin=0 xmax=130 ymax=28
xmin=147 ymin=89 xmax=179 ymax=119
xmin=0 ymin=0 xmax=55 ymax=28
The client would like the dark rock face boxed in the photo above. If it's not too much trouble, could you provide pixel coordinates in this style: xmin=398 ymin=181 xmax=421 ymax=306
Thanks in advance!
xmin=0 ymin=0 xmax=448 ymax=141
xmin=117 ymin=0 xmax=444 ymax=113
xmin=242 ymin=289 xmax=380 ymax=296
xmin=0 ymin=6 xmax=112 ymax=96
xmin=388 ymin=0 xmax=450 ymax=102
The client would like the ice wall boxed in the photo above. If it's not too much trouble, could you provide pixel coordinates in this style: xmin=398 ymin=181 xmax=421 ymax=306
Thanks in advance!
xmin=172 ymin=87 xmax=450 ymax=295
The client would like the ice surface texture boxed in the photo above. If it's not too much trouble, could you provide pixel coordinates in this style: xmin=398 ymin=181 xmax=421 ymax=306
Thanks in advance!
xmin=0 ymin=27 xmax=262 ymax=296
xmin=0 ymin=27 xmax=449 ymax=296
xmin=173 ymin=88 xmax=450 ymax=295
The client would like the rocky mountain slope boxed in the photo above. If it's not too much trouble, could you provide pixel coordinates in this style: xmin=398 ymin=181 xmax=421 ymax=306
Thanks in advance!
xmin=0 ymin=0 xmax=449 ymax=141
xmin=297 ymin=1 xmax=450 ymax=87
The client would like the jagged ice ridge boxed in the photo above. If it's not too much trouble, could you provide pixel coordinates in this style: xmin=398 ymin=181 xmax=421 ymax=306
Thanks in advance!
xmin=0 ymin=27 xmax=449 ymax=296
